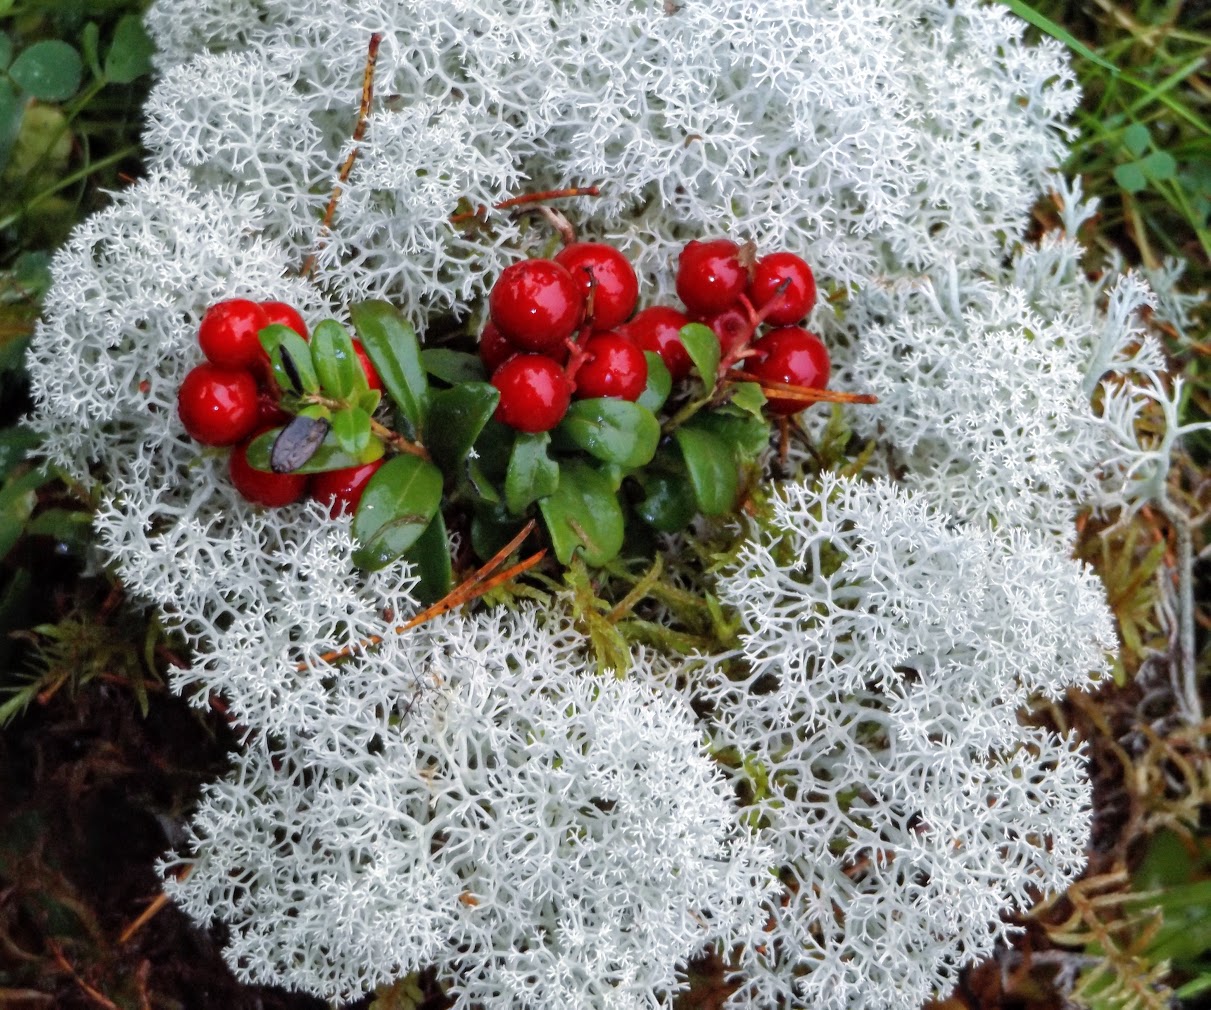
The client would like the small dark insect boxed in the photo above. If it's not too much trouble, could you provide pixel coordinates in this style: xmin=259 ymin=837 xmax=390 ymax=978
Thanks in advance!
xmin=271 ymin=415 xmax=330 ymax=472
xmin=278 ymin=345 xmax=305 ymax=393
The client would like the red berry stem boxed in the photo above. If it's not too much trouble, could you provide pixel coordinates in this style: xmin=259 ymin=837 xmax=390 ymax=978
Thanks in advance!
xmin=300 ymin=31 xmax=384 ymax=280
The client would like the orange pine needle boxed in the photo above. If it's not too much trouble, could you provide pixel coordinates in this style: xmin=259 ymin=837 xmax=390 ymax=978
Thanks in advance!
xmin=730 ymin=370 xmax=879 ymax=405
xmin=118 ymin=867 xmax=193 ymax=945
xmin=449 ymin=185 xmax=601 ymax=224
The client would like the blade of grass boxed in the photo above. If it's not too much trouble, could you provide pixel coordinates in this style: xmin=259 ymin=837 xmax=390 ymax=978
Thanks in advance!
xmin=997 ymin=0 xmax=1120 ymax=74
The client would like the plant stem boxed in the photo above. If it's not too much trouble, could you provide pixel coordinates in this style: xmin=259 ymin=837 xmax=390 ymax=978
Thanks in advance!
xmin=0 ymin=144 xmax=140 ymax=233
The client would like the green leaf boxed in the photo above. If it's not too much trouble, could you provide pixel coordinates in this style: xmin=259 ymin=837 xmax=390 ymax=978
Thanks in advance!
xmin=465 ymin=455 xmax=502 ymax=504
xmin=426 ymin=382 xmax=500 ymax=474
xmin=309 ymin=319 xmax=361 ymax=400
xmin=1176 ymin=973 xmax=1211 ymax=1000
xmin=259 ymin=323 xmax=318 ymax=394
xmin=471 ymin=500 xmax=520 ymax=559
xmin=25 ymin=508 xmax=91 ymax=556
xmin=330 ymin=406 xmax=372 ymax=456
xmin=0 ymin=32 xmax=12 ymax=72
xmin=103 ymin=14 xmax=155 ymax=85
xmin=1140 ymin=149 xmax=1177 ymax=182
xmin=352 ymin=455 xmax=444 ymax=570
xmin=245 ymin=427 xmax=384 ymax=475
xmin=80 ymin=23 xmax=102 ymax=80
xmin=678 ymin=322 xmax=720 ymax=387
xmin=558 ymin=398 xmax=660 ymax=469
xmin=402 ymin=510 xmax=453 ymax=605
xmin=692 ymin=407 xmax=773 ymax=465
xmin=350 ymin=300 xmax=428 ymax=438
xmin=674 ymin=425 xmax=738 ymax=515
xmin=729 ymin=381 xmax=767 ymax=417
xmin=505 ymin=431 xmax=559 ymax=514
xmin=0 ymin=426 xmax=41 ymax=480
xmin=1114 ymin=161 xmax=1148 ymax=194
xmin=636 ymin=351 xmax=671 ymax=413
xmin=635 ymin=466 xmax=697 ymax=532
xmin=421 ymin=348 xmax=486 ymax=385
xmin=9 ymin=41 xmax=83 ymax=102
xmin=1123 ymin=122 xmax=1150 ymax=157
xmin=994 ymin=0 xmax=1118 ymax=74
xmin=538 ymin=459 xmax=624 ymax=566
xmin=0 ymin=466 xmax=50 ymax=560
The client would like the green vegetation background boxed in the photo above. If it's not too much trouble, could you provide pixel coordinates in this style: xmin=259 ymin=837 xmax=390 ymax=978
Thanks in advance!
xmin=0 ymin=1 xmax=1207 ymax=1008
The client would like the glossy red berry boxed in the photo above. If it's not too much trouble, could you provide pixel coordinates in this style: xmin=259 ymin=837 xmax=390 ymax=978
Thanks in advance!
xmin=748 ymin=252 xmax=817 ymax=326
xmin=311 ymin=459 xmax=384 ymax=516
xmin=351 ymin=339 xmax=383 ymax=392
xmin=260 ymin=300 xmax=309 ymax=339
xmin=177 ymin=363 xmax=260 ymax=445
xmin=489 ymin=259 xmax=584 ymax=354
xmin=197 ymin=299 xmax=271 ymax=370
xmin=700 ymin=305 xmax=752 ymax=358
xmin=573 ymin=333 xmax=648 ymax=401
xmin=491 ymin=354 xmax=572 ymax=433
xmin=617 ymin=306 xmax=692 ymax=380
xmin=748 ymin=326 xmax=830 ymax=416
xmin=229 ymin=434 xmax=309 ymax=507
xmin=479 ymin=321 xmax=518 ymax=374
xmin=676 ymin=239 xmax=748 ymax=316
xmin=553 ymin=242 xmax=639 ymax=332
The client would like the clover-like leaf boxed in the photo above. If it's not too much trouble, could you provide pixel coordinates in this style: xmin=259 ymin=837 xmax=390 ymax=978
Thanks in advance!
xmin=350 ymin=300 xmax=428 ymax=438
xmin=309 ymin=319 xmax=362 ymax=400
xmin=1140 ymin=149 xmax=1177 ymax=182
xmin=678 ymin=322 xmax=720 ymax=387
xmin=9 ymin=41 xmax=82 ymax=102
xmin=103 ymin=14 xmax=154 ymax=85
xmin=505 ymin=431 xmax=559 ymax=514
xmin=636 ymin=351 xmax=672 ymax=413
xmin=1114 ymin=161 xmax=1148 ymax=194
xmin=352 ymin=454 xmax=444 ymax=570
xmin=538 ymin=459 xmax=624 ymax=566
xmin=674 ymin=424 xmax=738 ymax=515
xmin=558 ymin=399 xmax=660 ymax=469
xmin=426 ymin=382 xmax=500 ymax=474
xmin=1123 ymin=122 xmax=1150 ymax=158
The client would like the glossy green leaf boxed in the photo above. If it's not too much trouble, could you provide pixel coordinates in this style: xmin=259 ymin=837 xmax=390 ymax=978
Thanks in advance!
xmin=357 ymin=388 xmax=382 ymax=414
xmin=421 ymin=347 xmax=486 ymax=385
xmin=103 ymin=14 xmax=155 ymax=84
xmin=471 ymin=500 xmax=520 ymax=559
xmin=636 ymin=351 xmax=671 ymax=413
xmin=505 ymin=431 xmax=559 ymax=514
xmin=259 ymin=323 xmax=318 ymax=394
xmin=674 ymin=424 xmax=738 ymax=515
xmin=558 ymin=398 xmax=660 ymax=469
xmin=538 ymin=459 xmax=624 ymax=566
xmin=9 ymin=41 xmax=83 ymax=102
xmin=635 ymin=468 xmax=697 ymax=532
xmin=245 ymin=426 xmax=384 ymax=475
xmin=471 ymin=418 xmax=514 ymax=482
xmin=352 ymin=455 xmax=444 ymax=570
xmin=678 ymin=322 xmax=720 ymax=387
xmin=465 ymin=455 xmax=502 ymax=505
xmin=693 ymin=407 xmax=773 ymax=465
xmin=426 ymin=382 xmax=500 ymax=474
xmin=729 ymin=381 xmax=767 ymax=417
xmin=309 ymin=319 xmax=361 ymax=400
xmin=330 ymin=406 xmax=372 ymax=456
xmin=403 ymin=510 xmax=453 ymax=604
xmin=350 ymin=300 xmax=428 ymax=437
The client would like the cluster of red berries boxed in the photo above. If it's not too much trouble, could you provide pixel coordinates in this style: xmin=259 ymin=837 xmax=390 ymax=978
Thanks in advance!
xmin=176 ymin=298 xmax=382 ymax=512
xmin=480 ymin=237 xmax=828 ymax=430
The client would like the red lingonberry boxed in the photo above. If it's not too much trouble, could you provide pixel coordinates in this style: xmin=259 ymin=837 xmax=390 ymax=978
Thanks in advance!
xmin=676 ymin=238 xmax=748 ymax=316
xmin=479 ymin=321 xmax=518 ymax=374
xmin=748 ymin=252 xmax=817 ymax=326
xmin=311 ymin=459 xmax=384 ymax=516
xmin=553 ymin=242 xmax=639 ymax=332
xmin=617 ymin=306 xmax=692 ymax=380
xmin=177 ymin=363 xmax=260 ymax=445
xmin=489 ymin=259 xmax=584 ymax=354
xmin=700 ymin=305 xmax=752 ymax=358
xmin=491 ymin=354 xmax=572 ymax=433
xmin=260 ymin=300 xmax=309 ymax=339
xmin=351 ymin=339 xmax=383 ymax=392
xmin=573 ymin=333 xmax=648 ymax=401
xmin=229 ymin=434 xmax=309 ymax=507
xmin=748 ymin=326 xmax=830 ymax=416
xmin=198 ymin=299 xmax=270 ymax=370
xmin=255 ymin=393 xmax=291 ymax=428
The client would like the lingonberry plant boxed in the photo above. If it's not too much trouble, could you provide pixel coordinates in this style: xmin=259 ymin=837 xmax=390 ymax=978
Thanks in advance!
xmin=27 ymin=2 xmax=1207 ymax=1008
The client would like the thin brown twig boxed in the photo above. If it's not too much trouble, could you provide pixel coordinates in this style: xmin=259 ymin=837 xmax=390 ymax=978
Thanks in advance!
xmin=300 ymin=32 xmax=384 ymax=280
xmin=118 ymin=866 xmax=192 ymax=945
xmin=48 ymin=941 xmax=121 ymax=1010
xmin=448 ymin=185 xmax=601 ymax=224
